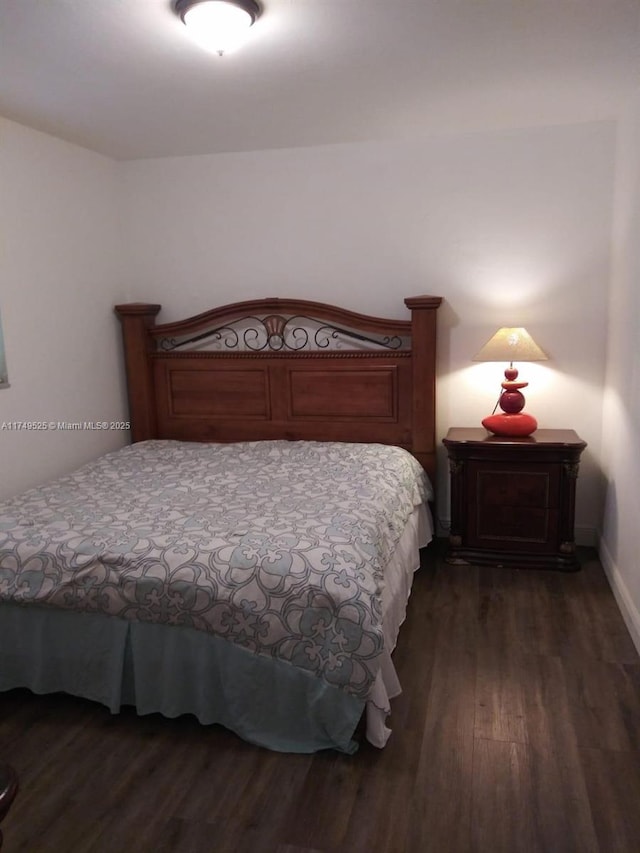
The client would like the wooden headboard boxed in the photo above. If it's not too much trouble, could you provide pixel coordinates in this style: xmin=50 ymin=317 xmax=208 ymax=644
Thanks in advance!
xmin=114 ymin=296 xmax=442 ymax=485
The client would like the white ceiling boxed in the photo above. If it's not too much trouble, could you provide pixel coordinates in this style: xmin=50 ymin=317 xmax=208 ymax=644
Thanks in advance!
xmin=1 ymin=0 xmax=639 ymax=161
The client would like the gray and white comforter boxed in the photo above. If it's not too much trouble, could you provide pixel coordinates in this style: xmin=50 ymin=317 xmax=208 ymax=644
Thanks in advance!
xmin=0 ymin=440 xmax=431 ymax=699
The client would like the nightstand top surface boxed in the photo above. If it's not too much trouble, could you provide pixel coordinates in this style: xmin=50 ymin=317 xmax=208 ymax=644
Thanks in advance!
xmin=443 ymin=427 xmax=586 ymax=449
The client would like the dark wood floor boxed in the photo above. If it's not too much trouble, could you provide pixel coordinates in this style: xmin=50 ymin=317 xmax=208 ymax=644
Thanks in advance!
xmin=2 ymin=542 xmax=640 ymax=853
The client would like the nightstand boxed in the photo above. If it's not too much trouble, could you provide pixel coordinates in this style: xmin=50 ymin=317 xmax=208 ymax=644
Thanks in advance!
xmin=442 ymin=428 xmax=587 ymax=571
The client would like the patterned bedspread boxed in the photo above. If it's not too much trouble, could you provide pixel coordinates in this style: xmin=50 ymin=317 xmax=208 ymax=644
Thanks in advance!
xmin=0 ymin=440 xmax=431 ymax=699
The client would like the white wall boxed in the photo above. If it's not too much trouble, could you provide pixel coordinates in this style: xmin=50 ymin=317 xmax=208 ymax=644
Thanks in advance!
xmin=0 ymin=119 xmax=129 ymax=499
xmin=600 ymin=94 xmax=640 ymax=650
xmin=121 ymin=120 xmax=615 ymax=541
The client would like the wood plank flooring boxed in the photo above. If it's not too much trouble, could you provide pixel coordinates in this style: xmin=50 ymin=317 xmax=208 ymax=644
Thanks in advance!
xmin=2 ymin=542 xmax=640 ymax=852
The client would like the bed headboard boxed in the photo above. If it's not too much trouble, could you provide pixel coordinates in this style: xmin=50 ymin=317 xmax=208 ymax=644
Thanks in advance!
xmin=115 ymin=296 xmax=442 ymax=485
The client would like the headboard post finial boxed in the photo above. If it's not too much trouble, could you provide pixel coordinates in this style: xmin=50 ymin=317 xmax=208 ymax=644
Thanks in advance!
xmin=404 ymin=295 xmax=442 ymax=485
xmin=114 ymin=303 xmax=162 ymax=443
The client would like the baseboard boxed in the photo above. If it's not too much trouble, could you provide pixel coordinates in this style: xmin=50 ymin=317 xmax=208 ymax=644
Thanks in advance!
xmin=598 ymin=536 xmax=640 ymax=656
xmin=435 ymin=517 xmax=450 ymax=539
xmin=575 ymin=525 xmax=597 ymax=547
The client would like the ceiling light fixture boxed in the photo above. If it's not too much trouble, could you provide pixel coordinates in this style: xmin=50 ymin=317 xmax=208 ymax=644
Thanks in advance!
xmin=174 ymin=0 xmax=261 ymax=56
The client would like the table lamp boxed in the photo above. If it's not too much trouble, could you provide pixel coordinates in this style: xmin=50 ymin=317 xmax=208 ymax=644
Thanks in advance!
xmin=473 ymin=327 xmax=548 ymax=437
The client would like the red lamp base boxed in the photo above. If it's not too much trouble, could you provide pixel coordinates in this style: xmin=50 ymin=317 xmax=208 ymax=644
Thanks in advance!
xmin=482 ymin=412 xmax=538 ymax=437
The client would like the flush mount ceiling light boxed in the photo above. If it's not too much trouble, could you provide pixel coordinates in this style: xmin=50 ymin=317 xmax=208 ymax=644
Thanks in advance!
xmin=174 ymin=0 xmax=261 ymax=55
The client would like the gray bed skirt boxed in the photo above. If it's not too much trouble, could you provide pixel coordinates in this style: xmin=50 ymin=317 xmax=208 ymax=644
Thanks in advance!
xmin=0 ymin=603 xmax=364 ymax=753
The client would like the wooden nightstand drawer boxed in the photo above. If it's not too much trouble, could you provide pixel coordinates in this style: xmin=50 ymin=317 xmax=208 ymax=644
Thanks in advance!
xmin=474 ymin=503 xmax=550 ymax=543
xmin=470 ymin=463 xmax=559 ymax=508
xmin=443 ymin=428 xmax=586 ymax=570
xmin=468 ymin=462 xmax=560 ymax=547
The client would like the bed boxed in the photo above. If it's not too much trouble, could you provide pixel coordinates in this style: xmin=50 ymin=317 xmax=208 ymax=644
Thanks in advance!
xmin=0 ymin=295 xmax=441 ymax=753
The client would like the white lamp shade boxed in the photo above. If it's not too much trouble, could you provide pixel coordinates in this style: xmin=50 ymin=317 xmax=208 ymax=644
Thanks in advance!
xmin=473 ymin=327 xmax=548 ymax=364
